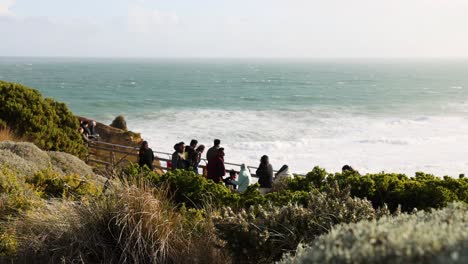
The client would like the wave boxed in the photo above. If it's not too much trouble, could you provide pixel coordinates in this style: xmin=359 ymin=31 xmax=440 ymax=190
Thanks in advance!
xmin=126 ymin=109 xmax=468 ymax=177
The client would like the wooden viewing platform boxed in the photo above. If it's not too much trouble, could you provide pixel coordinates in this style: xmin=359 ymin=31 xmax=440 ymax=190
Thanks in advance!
xmin=86 ymin=140 xmax=288 ymax=178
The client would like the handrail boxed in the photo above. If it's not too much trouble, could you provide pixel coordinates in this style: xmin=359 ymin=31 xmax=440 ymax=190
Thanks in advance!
xmin=86 ymin=140 xmax=300 ymax=176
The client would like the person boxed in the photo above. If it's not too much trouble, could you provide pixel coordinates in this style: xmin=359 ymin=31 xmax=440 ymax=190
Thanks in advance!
xmin=192 ymin=145 xmax=205 ymax=174
xmin=88 ymin=120 xmax=99 ymax=139
xmin=237 ymin=164 xmax=251 ymax=193
xmin=185 ymin=139 xmax=198 ymax=163
xmin=256 ymin=155 xmax=273 ymax=194
xmin=275 ymin=164 xmax=293 ymax=181
xmin=79 ymin=127 xmax=90 ymax=143
xmin=171 ymin=142 xmax=188 ymax=170
xmin=81 ymin=121 xmax=92 ymax=137
xmin=224 ymin=170 xmax=238 ymax=190
xmin=207 ymin=148 xmax=225 ymax=183
xmin=206 ymin=139 xmax=221 ymax=161
xmin=342 ymin=165 xmax=356 ymax=173
xmin=138 ymin=141 xmax=154 ymax=170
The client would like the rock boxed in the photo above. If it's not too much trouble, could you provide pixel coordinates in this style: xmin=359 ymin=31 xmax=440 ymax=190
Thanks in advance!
xmin=0 ymin=141 xmax=98 ymax=178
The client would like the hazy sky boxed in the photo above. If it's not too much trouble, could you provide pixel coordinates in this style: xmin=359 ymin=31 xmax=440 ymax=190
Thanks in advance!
xmin=0 ymin=0 xmax=467 ymax=58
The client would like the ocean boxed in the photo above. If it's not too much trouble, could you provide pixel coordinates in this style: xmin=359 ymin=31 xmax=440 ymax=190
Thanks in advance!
xmin=1 ymin=57 xmax=468 ymax=176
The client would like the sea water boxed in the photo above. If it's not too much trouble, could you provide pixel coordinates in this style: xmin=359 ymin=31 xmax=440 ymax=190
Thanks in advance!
xmin=1 ymin=57 xmax=468 ymax=176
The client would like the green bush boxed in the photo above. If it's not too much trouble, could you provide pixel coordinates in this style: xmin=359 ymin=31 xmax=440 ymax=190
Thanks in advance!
xmin=26 ymin=168 xmax=101 ymax=200
xmin=0 ymin=166 xmax=43 ymax=218
xmin=281 ymin=203 xmax=468 ymax=264
xmin=284 ymin=166 xmax=468 ymax=212
xmin=110 ymin=115 xmax=127 ymax=131
xmin=123 ymin=165 xmax=240 ymax=208
xmin=214 ymin=183 xmax=382 ymax=264
xmin=0 ymin=80 xmax=86 ymax=157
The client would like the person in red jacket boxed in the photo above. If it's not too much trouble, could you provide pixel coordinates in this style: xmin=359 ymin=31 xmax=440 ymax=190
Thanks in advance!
xmin=207 ymin=148 xmax=225 ymax=183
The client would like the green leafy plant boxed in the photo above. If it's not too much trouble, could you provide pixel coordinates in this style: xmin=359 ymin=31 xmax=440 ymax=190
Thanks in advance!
xmin=0 ymin=80 xmax=86 ymax=157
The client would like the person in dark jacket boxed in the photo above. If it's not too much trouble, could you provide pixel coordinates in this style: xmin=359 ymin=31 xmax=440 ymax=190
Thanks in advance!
xmin=192 ymin=145 xmax=205 ymax=174
xmin=256 ymin=155 xmax=273 ymax=194
xmin=185 ymin=139 xmax=198 ymax=163
xmin=171 ymin=142 xmax=188 ymax=170
xmin=206 ymin=139 xmax=221 ymax=161
xmin=138 ymin=141 xmax=154 ymax=170
xmin=207 ymin=148 xmax=225 ymax=183
xmin=224 ymin=170 xmax=238 ymax=190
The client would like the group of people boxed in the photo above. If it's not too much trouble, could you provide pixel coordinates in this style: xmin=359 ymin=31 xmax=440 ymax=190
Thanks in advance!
xmin=79 ymin=119 xmax=99 ymax=142
xmin=138 ymin=138 xmax=295 ymax=194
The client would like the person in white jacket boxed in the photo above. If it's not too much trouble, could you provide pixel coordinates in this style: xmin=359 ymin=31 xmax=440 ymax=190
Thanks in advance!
xmin=236 ymin=164 xmax=251 ymax=193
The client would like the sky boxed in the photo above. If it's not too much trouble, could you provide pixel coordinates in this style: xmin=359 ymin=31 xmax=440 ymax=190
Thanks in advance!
xmin=0 ymin=0 xmax=467 ymax=58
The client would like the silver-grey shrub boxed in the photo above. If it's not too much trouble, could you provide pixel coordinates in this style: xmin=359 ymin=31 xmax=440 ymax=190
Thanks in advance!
xmin=215 ymin=183 xmax=384 ymax=263
xmin=281 ymin=202 xmax=468 ymax=264
xmin=0 ymin=141 xmax=95 ymax=177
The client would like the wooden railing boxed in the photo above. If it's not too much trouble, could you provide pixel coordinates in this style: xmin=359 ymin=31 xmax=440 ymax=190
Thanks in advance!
xmin=86 ymin=140 xmax=278 ymax=177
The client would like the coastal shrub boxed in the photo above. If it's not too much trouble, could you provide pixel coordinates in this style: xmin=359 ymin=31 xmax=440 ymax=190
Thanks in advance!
xmin=280 ymin=202 xmax=468 ymax=264
xmin=0 ymin=228 xmax=18 ymax=257
xmin=0 ymin=80 xmax=86 ymax=157
xmin=0 ymin=166 xmax=42 ymax=218
xmin=214 ymin=183 xmax=381 ymax=264
xmin=289 ymin=166 xmax=468 ymax=212
xmin=110 ymin=115 xmax=128 ymax=131
xmin=130 ymin=167 xmax=239 ymax=208
xmin=8 ymin=183 xmax=230 ymax=264
xmin=26 ymin=168 xmax=101 ymax=200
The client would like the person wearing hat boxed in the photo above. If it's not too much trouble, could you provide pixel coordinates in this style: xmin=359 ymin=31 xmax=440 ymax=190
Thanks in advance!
xmin=207 ymin=147 xmax=226 ymax=183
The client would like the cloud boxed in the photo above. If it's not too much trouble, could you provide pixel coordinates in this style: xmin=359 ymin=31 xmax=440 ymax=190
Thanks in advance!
xmin=0 ymin=0 xmax=15 ymax=16
xmin=127 ymin=4 xmax=178 ymax=33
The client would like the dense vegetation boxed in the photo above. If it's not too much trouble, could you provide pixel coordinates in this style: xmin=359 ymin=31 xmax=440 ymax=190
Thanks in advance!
xmin=1 ymin=155 xmax=467 ymax=263
xmin=0 ymin=80 xmax=86 ymax=157
xmin=281 ymin=203 xmax=468 ymax=264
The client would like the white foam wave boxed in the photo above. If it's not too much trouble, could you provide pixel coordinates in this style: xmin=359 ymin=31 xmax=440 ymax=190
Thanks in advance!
xmin=127 ymin=109 xmax=468 ymax=177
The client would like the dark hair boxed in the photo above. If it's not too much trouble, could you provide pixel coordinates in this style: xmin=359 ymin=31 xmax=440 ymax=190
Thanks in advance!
xmin=214 ymin=139 xmax=221 ymax=146
xmin=260 ymin=155 xmax=269 ymax=164
xmin=173 ymin=143 xmax=180 ymax=151
xmin=140 ymin=141 xmax=148 ymax=153
xmin=190 ymin=139 xmax=198 ymax=146
xmin=196 ymin=145 xmax=205 ymax=151
xmin=342 ymin=165 xmax=354 ymax=172
xmin=229 ymin=170 xmax=236 ymax=176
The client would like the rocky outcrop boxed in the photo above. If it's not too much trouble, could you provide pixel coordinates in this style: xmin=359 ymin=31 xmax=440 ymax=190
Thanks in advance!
xmin=0 ymin=141 xmax=97 ymax=178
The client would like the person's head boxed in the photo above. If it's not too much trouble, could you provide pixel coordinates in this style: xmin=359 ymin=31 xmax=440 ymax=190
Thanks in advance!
xmin=83 ymin=121 xmax=89 ymax=127
xmin=229 ymin=170 xmax=237 ymax=179
xmin=91 ymin=120 xmax=96 ymax=127
xmin=190 ymin=139 xmax=198 ymax=148
xmin=141 ymin=141 xmax=149 ymax=150
xmin=217 ymin=147 xmax=225 ymax=157
xmin=260 ymin=155 xmax=269 ymax=165
xmin=342 ymin=165 xmax=354 ymax=173
xmin=196 ymin=145 xmax=205 ymax=153
xmin=178 ymin=142 xmax=185 ymax=153
xmin=78 ymin=127 xmax=84 ymax=134
xmin=214 ymin=139 xmax=221 ymax=146
xmin=240 ymin=164 xmax=246 ymax=170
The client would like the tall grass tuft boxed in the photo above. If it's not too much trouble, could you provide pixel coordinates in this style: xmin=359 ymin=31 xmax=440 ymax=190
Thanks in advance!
xmin=9 ymin=181 xmax=230 ymax=263
xmin=0 ymin=127 xmax=20 ymax=142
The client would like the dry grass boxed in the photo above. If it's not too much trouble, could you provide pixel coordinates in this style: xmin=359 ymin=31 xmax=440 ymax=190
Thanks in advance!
xmin=0 ymin=127 xmax=20 ymax=142
xmin=8 ymin=181 xmax=230 ymax=264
